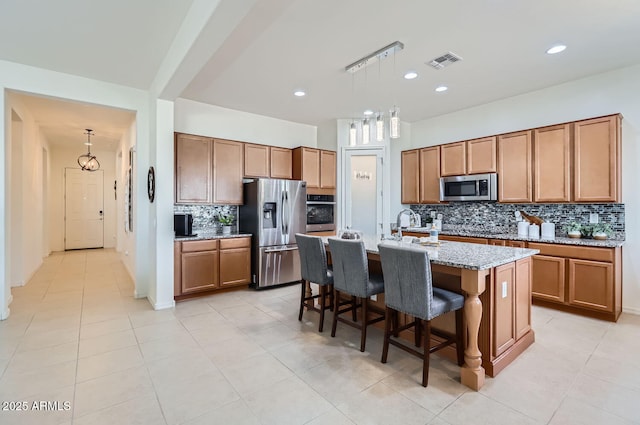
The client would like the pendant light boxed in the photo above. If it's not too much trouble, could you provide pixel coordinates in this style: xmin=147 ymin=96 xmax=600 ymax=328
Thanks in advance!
xmin=375 ymin=112 xmax=384 ymax=142
xmin=77 ymin=129 xmax=100 ymax=171
xmin=349 ymin=121 xmax=357 ymax=146
xmin=362 ymin=117 xmax=370 ymax=144
xmin=390 ymin=106 xmax=400 ymax=139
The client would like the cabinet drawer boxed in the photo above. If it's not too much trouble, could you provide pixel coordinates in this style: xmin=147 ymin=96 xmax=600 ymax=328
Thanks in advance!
xmin=220 ymin=237 xmax=251 ymax=249
xmin=527 ymin=243 xmax=613 ymax=262
xmin=182 ymin=240 xmax=219 ymax=252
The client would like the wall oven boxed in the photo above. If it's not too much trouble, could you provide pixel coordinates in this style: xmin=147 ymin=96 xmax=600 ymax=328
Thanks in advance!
xmin=440 ymin=173 xmax=498 ymax=202
xmin=306 ymin=194 xmax=336 ymax=232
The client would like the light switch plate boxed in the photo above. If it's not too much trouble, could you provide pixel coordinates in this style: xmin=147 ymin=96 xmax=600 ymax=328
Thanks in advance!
xmin=430 ymin=211 xmax=436 ymax=218
xmin=589 ymin=213 xmax=599 ymax=224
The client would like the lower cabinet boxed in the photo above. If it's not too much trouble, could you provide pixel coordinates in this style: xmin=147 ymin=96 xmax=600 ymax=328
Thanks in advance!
xmin=175 ymin=237 xmax=251 ymax=298
xmin=529 ymin=242 xmax=621 ymax=321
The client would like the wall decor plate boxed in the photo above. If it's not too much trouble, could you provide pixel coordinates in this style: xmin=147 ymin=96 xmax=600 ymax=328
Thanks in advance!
xmin=147 ymin=166 xmax=155 ymax=203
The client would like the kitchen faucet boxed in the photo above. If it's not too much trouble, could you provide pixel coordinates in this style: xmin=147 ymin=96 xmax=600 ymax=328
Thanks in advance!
xmin=395 ymin=209 xmax=420 ymax=238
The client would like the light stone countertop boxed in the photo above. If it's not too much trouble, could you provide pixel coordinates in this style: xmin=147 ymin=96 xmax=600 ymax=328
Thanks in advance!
xmin=323 ymin=236 xmax=539 ymax=271
xmin=174 ymin=228 xmax=251 ymax=241
xmin=403 ymin=227 xmax=625 ymax=248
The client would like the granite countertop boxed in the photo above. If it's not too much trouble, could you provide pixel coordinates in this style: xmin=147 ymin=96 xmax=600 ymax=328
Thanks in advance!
xmin=174 ymin=229 xmax=252 ymax=241
xmin=403 ymin=227 xmax=625 ymax=248
xmin=323 ymin=236 xmax=539 ymax=271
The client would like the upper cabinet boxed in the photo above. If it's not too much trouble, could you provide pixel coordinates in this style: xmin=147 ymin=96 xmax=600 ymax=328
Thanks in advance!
xmin=213 ymin=139 xmax=244 ymax=204
xmin=175 ymin=134 xmax=213 ymax=204
xmin=467 ymin=136 xmax=497 ymax=174
xmin=534 ymin=124 xmax=571 ymax=202
xmin=270 ymin=147 xmax=293 ymax=179
xmin=420 ymin=146 xmax=441 ymax=203
xmin=401 ymin=149 xmax=420 ymax=204
xmin=441 ymin=137 xmax=497 ymax=176
xmin=573 ymin=115 xmax=621 ymax=202
xmin=244 ymin=143 xmax=270 ymax=178
xmin=293 ymin=147 xmax=335 ymax=193
xmin=498 ymin=131 xmax=533 ymax=203
xmin=175 ymin=134 xmax=243 ymax=205
xmin=440 ymin=142 xmax=466 ymax=176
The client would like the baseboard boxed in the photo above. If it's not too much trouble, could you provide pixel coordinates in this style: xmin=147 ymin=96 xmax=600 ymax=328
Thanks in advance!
xmin=1 ymin=306 xmax=10 ymax=320
xmin=8 ymin=294 xmax=13 ymax=305
xmin=622 ymin=306 xmax=640 ymax=316
xmin=148 ymin=294 xmax=175 ymax=311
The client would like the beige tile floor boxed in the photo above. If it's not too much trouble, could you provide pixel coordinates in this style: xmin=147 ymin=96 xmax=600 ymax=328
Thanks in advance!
xmin=1 ymin=248 xmax=639 ymax=425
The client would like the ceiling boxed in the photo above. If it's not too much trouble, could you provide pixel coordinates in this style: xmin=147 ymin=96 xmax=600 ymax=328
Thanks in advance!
xmin=3 ymin=0 xmax=640 ymax=149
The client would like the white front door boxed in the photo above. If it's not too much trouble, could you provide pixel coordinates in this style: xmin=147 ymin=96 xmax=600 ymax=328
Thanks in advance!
xmin=65 ymin=168 xmax=104 ymax=250
xmin=343 ymin=148 xmax=384 ymax=238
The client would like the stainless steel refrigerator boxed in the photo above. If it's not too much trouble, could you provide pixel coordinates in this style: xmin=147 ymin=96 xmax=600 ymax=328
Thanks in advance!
xmin=239 ymin=179 xmax=307 ymax=288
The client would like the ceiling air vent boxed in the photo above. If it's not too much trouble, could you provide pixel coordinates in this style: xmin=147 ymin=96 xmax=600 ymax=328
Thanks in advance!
xmin=427 ymin=52 xmax=463 ymax=70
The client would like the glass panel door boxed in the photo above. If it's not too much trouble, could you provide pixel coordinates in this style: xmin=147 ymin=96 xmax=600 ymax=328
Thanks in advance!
xmin=344 ymin=149 xmax=383 ymax=238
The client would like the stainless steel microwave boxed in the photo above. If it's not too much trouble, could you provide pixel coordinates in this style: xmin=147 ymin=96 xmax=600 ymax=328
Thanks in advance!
xmin=440 ymin=173 xmax=498 ymax=202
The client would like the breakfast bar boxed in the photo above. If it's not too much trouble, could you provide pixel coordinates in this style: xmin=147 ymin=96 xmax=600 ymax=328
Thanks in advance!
xmin=323 ymin=236 xmax=539 ymax=390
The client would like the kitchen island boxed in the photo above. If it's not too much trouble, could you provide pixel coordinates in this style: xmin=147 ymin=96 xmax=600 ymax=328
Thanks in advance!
xmin=323 ymin=236 xmax=539 ymax=391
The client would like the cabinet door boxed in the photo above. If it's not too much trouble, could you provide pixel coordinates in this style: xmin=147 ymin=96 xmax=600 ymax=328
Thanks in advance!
xmin=506 ymin=241 xmax=526 ymax=248
xmin=489 ymin=239 xmax=506 ymax=246
xmin=270 ymin=147 xmax=292 ymax=179
xmin=440 ymin=142 xmax=466 ymax=176
xmin=574 ymin=115 xmax=621 ymax=202
xmin=467 ymin=137 xmax=497 ymax=174
xmin=438 ymin=235 xmax=489 ymax=244
xmin=175 ymin=134 xmax=212 ymax=204
xmin=531 ymin=255 xmax=565 ymax=303
xmin=401 ymin=150 xmax=420 ymax=204
xmin=568 ymin=259 xmax=613 ymax=312
xmin=219 ymin=247 xmax=251 ymax=287
xmin=293 ymin=147 xmax=320 ymax=188
xmin=213 ymin=139 xmax=244 ymax=204
xmin=494 ymin=262 xmax=515 ymax=357
xmin=515 ymin=257 xmax=532 ymax=340
xmin=244 ymin=143 xmax=269 ymax=178
xmin=174 ymin=242 xmax=182 ymax=296
xmin=320 ymin=150 xmax=336 ymax=189
xmin=181 ymin=250 xmax=219 ymax=294
xmin=498 ymin=131 xmax=532 ymax=202
xmin=534 ymin=124 xmax=571 ymax=202
xmin=419 ymin=146 xmax=441 ymax=203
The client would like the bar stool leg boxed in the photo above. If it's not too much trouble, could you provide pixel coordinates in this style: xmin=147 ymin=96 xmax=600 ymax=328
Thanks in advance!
xmin=351 ymin=296 xmax=358 ymax=322
xmin=415 ymin=318 xmax=422 ymax=347
xmin=381 ymin=307 xmax=392 ymax=363
xmin=360 ymin=297 xmax=368 ymax=352
xmin=422 ymin=320 xmax=431 ymax=387
xmin=298 ymin=280 xmax=306 ymax=321
xmin=331 ymin=290 xmax=340 ymax=337
xmin=318 ymin=285 xmax=326 ymax=332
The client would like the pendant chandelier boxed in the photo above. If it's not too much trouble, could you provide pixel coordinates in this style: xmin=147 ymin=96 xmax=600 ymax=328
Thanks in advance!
xmin=345 ymin=41 xmax=404 ymax=145
xmin=77 ymin=129 xmax=100 ymax=171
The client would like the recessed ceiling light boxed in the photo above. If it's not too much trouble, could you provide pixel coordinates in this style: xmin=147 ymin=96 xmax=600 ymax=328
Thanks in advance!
xmin=546 ymin=44 xmax=566 ymax=55
xmin=363 ymin=110 xmax=374 ymax=116
xmin=435 ymin=85 xmax=448 ymax=92
xmin=294 ymin=90 xmax=306 ymax=97
xmin=404 ymin=71 xmax=418 ymax=80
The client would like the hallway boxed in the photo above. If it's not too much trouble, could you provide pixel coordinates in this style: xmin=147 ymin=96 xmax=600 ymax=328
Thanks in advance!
xmin=1 ymin=249 xmax=639 ymax=425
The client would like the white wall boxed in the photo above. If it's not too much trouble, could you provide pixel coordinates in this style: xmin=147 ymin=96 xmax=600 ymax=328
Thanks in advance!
xmin=407 ymin=64 xmax=640 ymax=314
xmin=116 ymin=122 xmax=137 ymax=287
xmin=1 ymin=60 xmax=151 ymax=320
xmin=174 ymin=98 xmax=317 ymax=148
xmin=49 ymin=147 xmax=117 ymax=252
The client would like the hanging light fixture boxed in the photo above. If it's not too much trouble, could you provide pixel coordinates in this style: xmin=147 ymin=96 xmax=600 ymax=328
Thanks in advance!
xmin=345 ymin=41 xmax=404 ymax=145
xmin=375 ymin=112 xmax=385 ymax=142
xmin=77 ymin=129 xmax=100 ymax=171
xmin=349 ymin=121 xmax=357 ymax=146
xmin=362 ymin=117 xmax=370 ymax=144
xmin=390 ymin=106 xmax=400 ymax=139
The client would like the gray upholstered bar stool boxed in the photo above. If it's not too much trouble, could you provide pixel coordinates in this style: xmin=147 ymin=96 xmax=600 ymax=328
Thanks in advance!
xmin=328 ymin=238 xmax=385 ymax=352
xmin=296 ymin=233 xmax=334 ymax=332
xmin=378 ymin=243 xmax=465 ymax=387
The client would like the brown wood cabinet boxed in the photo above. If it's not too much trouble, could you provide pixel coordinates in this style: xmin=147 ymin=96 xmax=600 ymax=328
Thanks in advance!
xmin=175 ymin=134 xmax=212 ymax=204
xmin=439 ymin=235 xmax=489 ymax=244
xmin=440 ymin=142 xmax=466 ymax=176
xmin=420 ymin=147 xmax=441 ymax=203
xmin=401 ymin=150 xmax=420 ymax=204
xmin=175 ymin=133 xmax=244 ymax=205
xmin=244 ymin=143 xmax=270 ymax=178
xmin=529 ymin=242 xmax=621 ymax=321
xmin=293 ymin=147 xmax=336 ymax=194
xmin=175 ymin=237 xmax=252 ymax=298
xmin=467 ymin=136 xmax=497 ymax=174
xmin=534 ymin=124 xmax=571 ymax=202
xmin=573 ymin=115 xmax=621 ymax=202
xmin=514 ymin=257 xmax=532 ymax=340
xmin=213 ymin=139 xmax=244 ymax=204
xmin=498 ymin=131 xmax=533 ymax=203
xmin=494 ymin=262 xmax=516 ymax=356
xmin=219 ymin=237 xmax=251 ymax=287
xmin=270 ymin=147 xmax=292 ymax=179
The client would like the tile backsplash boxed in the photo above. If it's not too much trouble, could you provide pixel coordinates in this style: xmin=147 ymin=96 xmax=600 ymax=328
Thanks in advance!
xmin=411 ymin=202 xmax=625 ymax=239
xmin=174 ymin=204 xmax=238 ymax=231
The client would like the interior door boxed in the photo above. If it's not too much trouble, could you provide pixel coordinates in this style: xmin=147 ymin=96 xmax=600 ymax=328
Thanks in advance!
xmin=344 ymin=148 xmax=383 ymax=238
xmin=65 ymin=168 xmax=104 ymax=249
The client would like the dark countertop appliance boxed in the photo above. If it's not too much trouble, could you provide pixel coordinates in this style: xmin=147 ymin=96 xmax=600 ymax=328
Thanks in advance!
xmin=174 ymin=213 xmax=196 ymax=237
